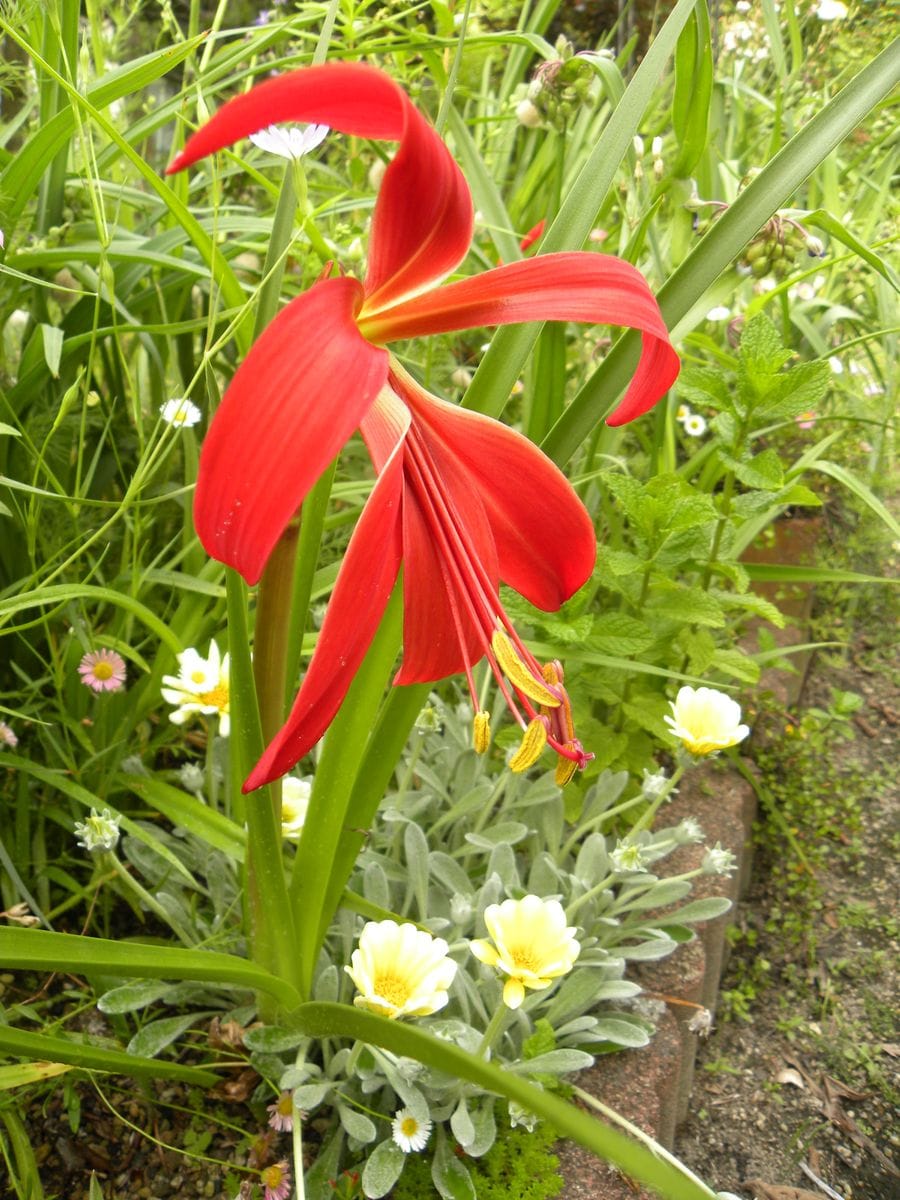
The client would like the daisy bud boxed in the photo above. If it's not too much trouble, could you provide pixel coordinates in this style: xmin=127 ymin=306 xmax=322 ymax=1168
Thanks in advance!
xmin=516 ymin=99 xmax=542 ymax=128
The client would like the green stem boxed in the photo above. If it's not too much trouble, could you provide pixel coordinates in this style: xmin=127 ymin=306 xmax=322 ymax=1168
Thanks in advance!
xmin=477 ymin=1003 xmax=509 ymax=1058
xmin=253 ymin=522 xmax=301 ymax=745
xmin=627 ymin=764 xmax=685 ymax=836
xmin=226 ymin=571 xmax=299 ymax=1010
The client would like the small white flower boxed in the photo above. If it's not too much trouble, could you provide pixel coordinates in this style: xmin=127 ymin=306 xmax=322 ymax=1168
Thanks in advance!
xmin=676 ymin=403 xmax=692 ymax=423
xmin=640 ymin=769 xmax=670 ymax=800
xmin=160 ymin=398 xmax=202 ymax=428
xmin=470 ymin=895 xmax=580 ymax=1010
xmin=677 ymin=818 xmax=705 ymax=844
xmin=706 ymin=306 xmax=731 ymax=321
xmin=368 ymin=158 xmax=387 ymax=190
xmin=0 ymin=720 xmax=18 ymax=748
xmin=735 ymin=0 xmax=751 ymax=10
xmin=345 ymin=920 xmax=457 ymax=1019
xmin=178 ymin=763 xmax=205 ymax=795
xmin=815 ymin=0 xmax=848 ymax=19
xmin=665 ymin=686 xmax=750 ymax=756
xmin=391 ymin=1108 xmax=433 ymax=1153
xmin=281 ymin=776 xmax=311 ymax=841
xmin=451 ymin=366 xmax=473 ymax=389
xmin=632 ymin=135 xmax=645 ymax=159
xmin=683 ymin=413 xmax=707 ymax=437
xmin=161 ymin=642 xmax=230 ymax=736
xmin=828 ymin=355 xmax=844 ymax=375
xmin=515 ymin=98 xmax=542 ymax=129
xmin=508 ymin=1100 xmax=539 ymax=1131
xmin=610 ymin=841 xmax=649 ymax=874
xmin=702 ymin=843 xmax=737 ymax=876
xmin=74 ymin=807 xmax=121 ymax=853
xmin=249 ymin=123 xmax=329 ymax=160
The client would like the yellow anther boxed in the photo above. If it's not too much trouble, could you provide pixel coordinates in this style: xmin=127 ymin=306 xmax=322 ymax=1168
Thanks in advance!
xmin=492 ymin=631 xmax=560 ymax=708
xmin=509 ymin=718 xmax=548 ymax=773
xmin=554 ymin=746 xmax=579 ymax=787
xmin=473 ymin=711 xmax=491 ymax=754
xmin=541 ymin=661 xmax=575 ymax=741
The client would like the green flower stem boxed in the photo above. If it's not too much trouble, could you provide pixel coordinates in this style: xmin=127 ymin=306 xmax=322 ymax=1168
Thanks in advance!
xmin=253 ymin=521 xmax=301 ymax=746
xmin=566 ymin=873 xmax=617 ymax=922
xmin=283 ymin=459 xmax=336 ymax=715
xmin=628 ymin=764 xmax=685 ymax=836
xmin=477 ymin=1003 xmax=510 ymax=1059
xmin=571 ymin=1087 xmax=718 ymax=1200
xmin=291 ymin=1100 xmax=307 ymax=1200
xmin=226 ymin=570 xmax=299 ymax=1010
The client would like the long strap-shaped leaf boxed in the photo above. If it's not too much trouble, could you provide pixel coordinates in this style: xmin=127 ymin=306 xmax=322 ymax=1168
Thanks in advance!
xmin=542 ymin=37 xmax=900 ymax=466
xmin=0 ymin=1025 xmax=219 ymax=1087
xmin=0 ymin=926 xmax=300 ymax=1011
xmin=296 ymin=1002 xmax=717 ymax=1200
xmin=462 ymin=0 xmax=699 ymax=421
xmin=0 ymin=21 xmax=252 ymax=355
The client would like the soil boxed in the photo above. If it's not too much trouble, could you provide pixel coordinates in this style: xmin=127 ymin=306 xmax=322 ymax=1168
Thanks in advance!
xmin=676 ymin=617 xmax=900 ymax=1200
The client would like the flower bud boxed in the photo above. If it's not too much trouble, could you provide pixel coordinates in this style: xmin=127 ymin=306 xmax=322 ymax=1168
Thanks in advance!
xmin=516 ymin=99 xmax=542 ymax=129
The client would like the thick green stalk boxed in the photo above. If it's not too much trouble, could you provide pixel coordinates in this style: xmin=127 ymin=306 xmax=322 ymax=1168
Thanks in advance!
xmin=253 ymin=522 xmax=301 ymax=745
xmin=226 ymin=572 xmax=299 ymax=1010
xmin=290 ymin=592 xmax=406 ymax=997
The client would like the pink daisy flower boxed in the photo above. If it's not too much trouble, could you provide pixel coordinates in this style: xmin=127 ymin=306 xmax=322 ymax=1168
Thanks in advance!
xmin=267 ymin=1091 xmax=294 ymax=1133
xmin=260 ymin=1160 xmax=291 ymax=1200
xmin=78 ymin=649 xmax=127 ymax=693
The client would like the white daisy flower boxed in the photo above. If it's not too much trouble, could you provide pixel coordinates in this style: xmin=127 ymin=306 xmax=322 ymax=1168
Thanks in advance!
xmin=160 ymin=398 xmax=202 ymax=428
xmin=391 ymin=1108 xmax=433 ymax=1153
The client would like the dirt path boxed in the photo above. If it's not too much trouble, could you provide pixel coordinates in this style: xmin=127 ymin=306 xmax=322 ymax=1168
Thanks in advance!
xmin=677 ymin=610 xmax=899 ymax=1199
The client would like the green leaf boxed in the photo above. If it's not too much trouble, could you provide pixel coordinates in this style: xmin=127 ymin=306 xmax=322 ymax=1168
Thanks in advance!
xmin=362 ymin=1138 xmax=406 ymax=1199
xmin=0 ymin=1061 xmax=73 ymax=1091
xmin=709 ymin=648 xmax=760 ymax=685
xmin=295 ymin=1003 xmax=717 ymax=1200
xmin=432 ymin=1128 xmax=476 ymax=1200
xmin=719 ymin=448 xmax=784 ymax=491
xmin=672 ymin=1 xmax=712 ymax=177
xmin=647 ymin=586 xmax=725 ymax=628
xmin=591 ymin=1018 xmax=651 ymax=1048
xmin=0 ymin=1024 xmax=218 ymax=1087
xmin=803 ymin=208 xmax=900 ymax=290
xmin=124 ymin=777 xmax=246 ymax=861
xmin=544 ymin=38 xmax=900 ymax=465
xmin=0 ymin=583 xmax=182 ymax=653
xmin=809 ymin=461 xmax=900 ymax=538
xmin=127 ymin=1012 xmax=213 ymax=1059
xmin=743 ymin=564 xmax=898 ymax=586
xmin=0 ymin=927 xmax=300 ymax=1010
xmin=590 ymin=613 xmax=654 ymax=656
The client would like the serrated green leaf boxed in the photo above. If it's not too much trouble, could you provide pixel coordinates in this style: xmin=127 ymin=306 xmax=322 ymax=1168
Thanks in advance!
xmin=710 ymin=588 xmax=786 ymax=628
xmin=720 ymin=448 xmax=785 ymax=491
xmin=647 ymin=586 xmax=725 ymax=628
xmin=590 ymin=613 xmax=654 ymax=656
xmin=709 ymin=648 xmax=761 ymax=684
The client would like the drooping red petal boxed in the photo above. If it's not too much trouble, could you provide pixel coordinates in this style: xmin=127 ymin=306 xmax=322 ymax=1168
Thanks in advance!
xmin=399 ymin=374 xmax=596 ymax=610
xmin=243 ymin=424 xmax=408 ymax=791
xmin=194 ymin=277 xmax=387 ymax=584
xmin=359 ymin=253 xmax=680 ymax=424
xmin=396 ymin=427 xmax=500 ymax=685
xmin=166 ymin=62 xmax=472 ymax=313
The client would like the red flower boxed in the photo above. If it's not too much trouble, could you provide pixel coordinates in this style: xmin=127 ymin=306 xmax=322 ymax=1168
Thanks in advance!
xmin=168 ymin=63 xmax=679 ymax=790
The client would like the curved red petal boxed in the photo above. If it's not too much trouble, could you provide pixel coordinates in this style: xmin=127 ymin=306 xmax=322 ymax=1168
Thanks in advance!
xmin=167 ymin=62 xmax=409 ymax=172
xmin=243 ymin=434 xmax=407 ymax=791
xmin=166 ymin=63 xmax=472 ymax=312
xmin=362 ymin=95 xmax=472 ymax=313
xmin=401 ymin=379 xmax=595 ymax=611
xmin=194 ymin=277 xmax=387 ymax=584
xmin=361 ymin=253 xmax=680 ymax=423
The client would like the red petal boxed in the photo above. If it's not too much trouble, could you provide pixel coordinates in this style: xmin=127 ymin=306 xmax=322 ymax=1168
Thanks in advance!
xmin=360 ymin=253 xmax=680 ymax=423
xmin=243 ymin=432 xmax=407 ymax=791
xmin=166 ymin=62 xmax=472 ymax=315
xmin=399 ymin=375 xmax=595 ymax=611
xmin=194 ymin=277 xmax=387 ymax=584
xmin=396 ymin=436 xmax=499 ymax=685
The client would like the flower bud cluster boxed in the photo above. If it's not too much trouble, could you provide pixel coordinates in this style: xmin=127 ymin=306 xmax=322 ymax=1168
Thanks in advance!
xmin=738 ymin=213 xmax=825 ymax=280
